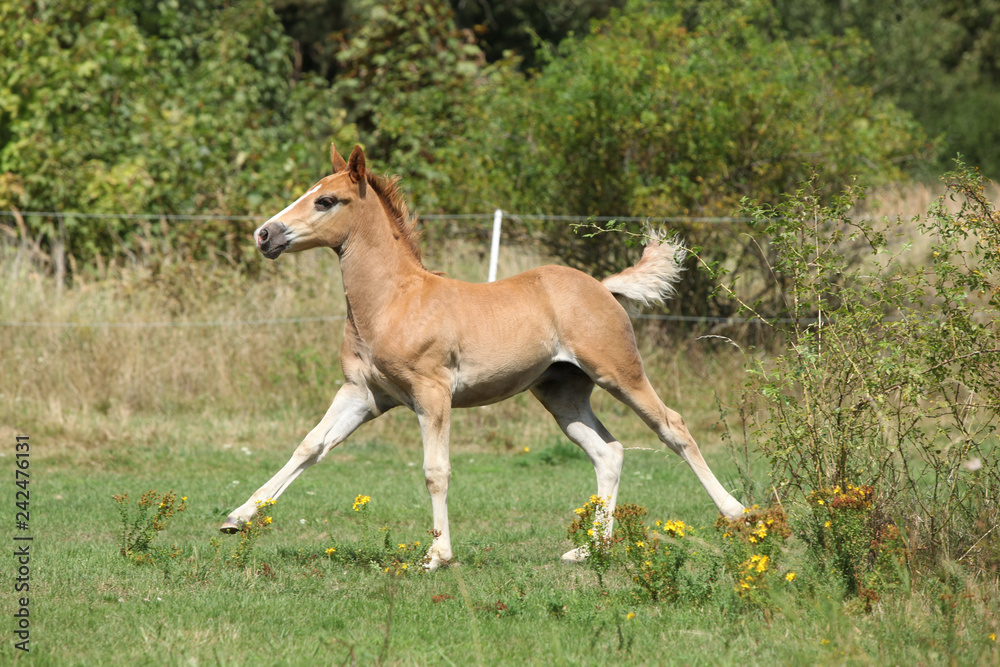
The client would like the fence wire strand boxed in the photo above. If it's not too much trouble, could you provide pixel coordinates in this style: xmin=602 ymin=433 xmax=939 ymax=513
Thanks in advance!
xmin=1 ymin=208 xmax=778 ymax=329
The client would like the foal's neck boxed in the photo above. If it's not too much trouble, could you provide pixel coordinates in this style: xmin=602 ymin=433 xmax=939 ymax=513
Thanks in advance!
xmin=337 ymin=202 xmax=426 ymax=334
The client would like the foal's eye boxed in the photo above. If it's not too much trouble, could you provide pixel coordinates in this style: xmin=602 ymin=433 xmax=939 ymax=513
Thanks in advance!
xmin=315 ymin=196 xmax=339 ymax=211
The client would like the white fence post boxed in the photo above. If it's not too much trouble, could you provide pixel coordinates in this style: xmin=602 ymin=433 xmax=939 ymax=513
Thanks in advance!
xmin=488 ymin=208 xmax=502 ymax=282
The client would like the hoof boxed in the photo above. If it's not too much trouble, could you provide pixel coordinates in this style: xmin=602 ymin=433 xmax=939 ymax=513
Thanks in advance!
xmin=560 ymin=547 xmax=587 ymax=564
xmin=219 ymin=517 xmax=241 ymax=534
xmin=424 ymin=553 xmax=452 ymax=572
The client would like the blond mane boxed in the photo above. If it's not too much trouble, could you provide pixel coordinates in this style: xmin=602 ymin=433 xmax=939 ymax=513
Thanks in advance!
xmin=366 ymin=172 xmax=423 ymax=264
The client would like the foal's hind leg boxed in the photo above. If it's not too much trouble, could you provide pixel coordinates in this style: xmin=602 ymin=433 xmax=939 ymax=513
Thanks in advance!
xmin=608 ymin=373 xmax=745 ymax=519
xmin=221 ymin=382 xmax=382 ymax=532
xmin=574 ymin=340 xmax=745 ymax=519
xmin=531 ymin=370 xmax=625 ymax=564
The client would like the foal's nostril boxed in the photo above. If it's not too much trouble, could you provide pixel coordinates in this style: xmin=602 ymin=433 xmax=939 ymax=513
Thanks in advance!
xmin=258 ymin=227 xmax=270 ymax=244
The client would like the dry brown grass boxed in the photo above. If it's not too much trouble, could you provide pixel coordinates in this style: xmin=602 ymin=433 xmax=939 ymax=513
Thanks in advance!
xmin=1 ymin=236 xmax=742 ymax=469
xmin=859 ymin=179 xmax=1000 ymax=260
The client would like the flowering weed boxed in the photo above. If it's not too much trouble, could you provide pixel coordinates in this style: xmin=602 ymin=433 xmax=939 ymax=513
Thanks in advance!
xmin=566 ymin=494 xmax=614 ymax=587
xmin=112 ymin=489 xmax=188 ymax=565
xmin=617 ymin=506 xmax=692 ymax=602
xmin=225 ymin=498 xmax=276 ymax=570
xmin=800 ymin=484 xmax=905 ymax=605
xmin=716 ymin=505 xmax=792 ymax=604
xmin=326 ymin=494 xmax=430 ymax=575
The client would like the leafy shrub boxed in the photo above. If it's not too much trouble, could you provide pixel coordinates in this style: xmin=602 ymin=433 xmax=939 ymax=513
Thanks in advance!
xmin=798 ymin=484 xmax=907 ymax=606
xmin=567 ymin=494 xmax=616 ymax=588
xmin=616 ymin=508 xmax=693 ymax=603
xmin=0 ymin=0 xmax=354 ymax=268
xmin=729 ymin=160 xmax=1000 ymax=570
xmin=448 ymin=0 xmax=924 ymax=293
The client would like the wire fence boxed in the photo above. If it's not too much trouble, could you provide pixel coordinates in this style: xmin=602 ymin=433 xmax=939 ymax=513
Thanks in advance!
xmin=1 ymin=210 xmax=751 ymax=224
xmin=0 ymin=314 xmax=817 ymax=329
xmin=1 ymin=208 xmax=775 ymax=329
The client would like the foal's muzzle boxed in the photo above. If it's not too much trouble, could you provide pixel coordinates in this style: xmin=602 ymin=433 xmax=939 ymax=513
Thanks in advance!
xmin=255 ymin=221 xmax=290 ymax=260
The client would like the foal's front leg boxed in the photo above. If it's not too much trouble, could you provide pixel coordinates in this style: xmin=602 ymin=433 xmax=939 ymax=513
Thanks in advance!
xmin=221 ymin=382 xmax=380 ymax=531
xmin=415 ymin=396 xmax=453 ymax=571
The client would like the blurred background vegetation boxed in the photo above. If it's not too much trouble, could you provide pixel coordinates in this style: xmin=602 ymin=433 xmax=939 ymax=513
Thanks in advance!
xmin=1 ymin=0 xmax=998 ymax=294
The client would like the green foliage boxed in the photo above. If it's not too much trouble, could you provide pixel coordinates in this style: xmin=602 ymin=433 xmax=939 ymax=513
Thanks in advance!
xmin=449 ymin=0 xmax=625 ymax=69
xmin=332 ymin=0 xmax=495 ymax=210
xmin=0 ymin=0 xmax=354 ymax=265
xmin=615 ymin=508 xmax=693 ymax=603
xmin=112 ymin=489 xmax=188 ymax=565
xmin=448 ymin=0 xmax=924 ymax=279
xmin=567 ymin=499 xmax=801 ymax=607
xmin=774 ymin=0 xmax=1000 ymax=177
xmin=732 ymin=160 xmax=1000 ymax=566
xmin=716 ymin=505 xmax=792 ymax=605
xmin=271 ymin=0 xmax=353 ymax=80
xmin=798 ymin=484 xmax=907 ymax=605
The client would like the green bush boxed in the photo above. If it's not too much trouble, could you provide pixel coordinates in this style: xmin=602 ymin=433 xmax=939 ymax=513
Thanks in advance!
xmin=0 ymin=0 xmax=355 ymax=267
xmin=444 ymin=0 xmax=924 ymax=280
xmin=730 ymin=160 xmax=1000 ymax=568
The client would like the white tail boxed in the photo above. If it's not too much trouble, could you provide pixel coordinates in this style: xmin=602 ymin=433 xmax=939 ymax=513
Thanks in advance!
xmin=601 ymin=228 xmax=687 ymax=307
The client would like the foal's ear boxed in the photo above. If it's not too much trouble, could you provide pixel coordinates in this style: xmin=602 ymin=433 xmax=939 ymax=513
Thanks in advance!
xmin=331 ymin=143 xmax=347 ymax=172
xmin=348 ymin=144 xmax=366 ymax=198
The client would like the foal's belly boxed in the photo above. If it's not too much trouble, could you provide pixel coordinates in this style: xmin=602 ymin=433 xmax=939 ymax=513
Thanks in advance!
xmin=447 ymin=344 xmax=578 ymax=408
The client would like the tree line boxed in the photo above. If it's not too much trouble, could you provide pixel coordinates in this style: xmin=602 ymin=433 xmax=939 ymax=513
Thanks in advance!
xmin=1 ymin=0 xmax=996 ymax=282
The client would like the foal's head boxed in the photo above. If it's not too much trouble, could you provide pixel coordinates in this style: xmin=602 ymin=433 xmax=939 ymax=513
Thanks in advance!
xmin=254 ymin=144 xmax=374 ymax=260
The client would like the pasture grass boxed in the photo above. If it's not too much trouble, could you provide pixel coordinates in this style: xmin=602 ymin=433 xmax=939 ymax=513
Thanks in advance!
xmin=5 ymin=410 xmax=999 ymax=665
xmin=2 ymin=236 xmax=999 ymax=664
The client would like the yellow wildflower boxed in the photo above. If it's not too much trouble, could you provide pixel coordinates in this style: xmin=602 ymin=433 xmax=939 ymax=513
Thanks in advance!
xmin=263 ymin=516 xmax=273 ymax=525
xmin=522 ymin=446 xmax=530 ymax=453
xmin=352 ymin=494 xmax=371 ymax=511
xmin=398 ymin=544 xmax=407 ymax=550
xmin=785 ymin=572 xmax=796 ymax=582
xmin=626 ymin=612 xmax=636 ymax=621
xmin=662 ymin=519 xmax=686 ymax=538
xmin=325 ymin=547 xmax=337 ymax=555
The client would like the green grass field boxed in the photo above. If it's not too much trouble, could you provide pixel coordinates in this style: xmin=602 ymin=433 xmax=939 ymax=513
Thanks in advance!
xmin=2 ymin=246 xmax=998 ymax=665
